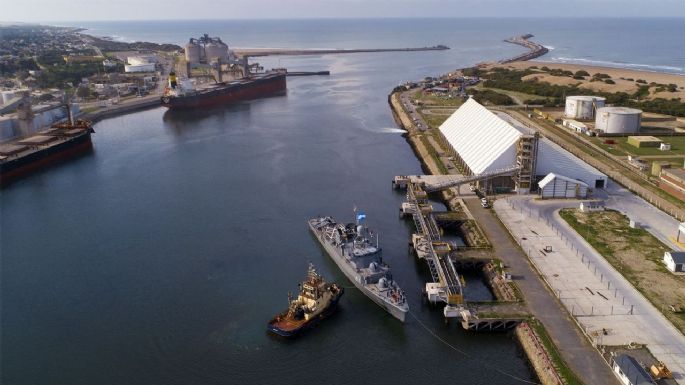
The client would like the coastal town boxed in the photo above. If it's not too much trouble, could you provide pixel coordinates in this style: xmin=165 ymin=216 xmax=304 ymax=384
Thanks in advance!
xmin=3 ymin=18 xmax=685 ymax=385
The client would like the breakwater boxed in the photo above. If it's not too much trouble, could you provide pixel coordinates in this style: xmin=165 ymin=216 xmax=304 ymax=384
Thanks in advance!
xmin=500 ymin=34 xmax=549 ymax=63
xmin=234 ymin=45 xmax=449 ymax=57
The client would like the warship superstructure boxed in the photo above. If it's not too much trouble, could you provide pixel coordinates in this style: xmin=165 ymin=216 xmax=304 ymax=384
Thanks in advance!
xmin=308 ymin=211 xmax=408 ymax=322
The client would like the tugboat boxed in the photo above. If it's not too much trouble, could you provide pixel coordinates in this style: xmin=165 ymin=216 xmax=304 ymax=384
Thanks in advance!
xmin=267 ymin=264 xmax=344 ymax=337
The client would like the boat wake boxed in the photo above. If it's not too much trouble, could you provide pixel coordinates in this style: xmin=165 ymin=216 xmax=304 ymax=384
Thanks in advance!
xmin=377 ymin=127 xmax=406 ymax=134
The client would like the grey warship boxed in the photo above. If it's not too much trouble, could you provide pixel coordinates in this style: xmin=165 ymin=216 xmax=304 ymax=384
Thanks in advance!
xmin=308 ymin=211 xmax=408 ymax=322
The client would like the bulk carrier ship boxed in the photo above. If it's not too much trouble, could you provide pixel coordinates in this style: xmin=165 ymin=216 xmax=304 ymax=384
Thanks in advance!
xmin=0 ymin=105 xmax=93 ymax=186
xmin=161 ymin=34 xmax=287 ymax=110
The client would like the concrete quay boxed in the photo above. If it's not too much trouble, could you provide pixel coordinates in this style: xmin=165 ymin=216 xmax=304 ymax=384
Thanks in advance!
xmin=495 ymin=196 xmax=685 ymax=384
xmin=463 ymin=196 xmax=619 ymax=385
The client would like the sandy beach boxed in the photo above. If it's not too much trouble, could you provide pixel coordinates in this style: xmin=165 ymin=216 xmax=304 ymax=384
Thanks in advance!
xmin=487 ymin=60 xmax=685 ymax=101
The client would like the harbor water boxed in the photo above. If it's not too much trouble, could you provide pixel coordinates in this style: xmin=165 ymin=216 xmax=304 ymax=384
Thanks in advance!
xmin=4 ymin=18 xmax=684 ymax=385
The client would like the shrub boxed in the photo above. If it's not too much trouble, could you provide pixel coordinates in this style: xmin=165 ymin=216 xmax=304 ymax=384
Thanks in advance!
xmin=574 ymin=70 xmax=590 ymax=77
xmin=605 ymin=79 xmax=616 ymax=84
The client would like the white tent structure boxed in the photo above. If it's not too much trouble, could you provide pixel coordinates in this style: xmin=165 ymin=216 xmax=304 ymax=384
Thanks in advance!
xmin=538 ymin=173 xmax=589 ymax=199
xmin=438 ymin=98 xmax=608 ymax=191
xmin=439 ymin=98 xmax=521 ymax=175
xmin=536 ymin=139 xmax=608 ymax=189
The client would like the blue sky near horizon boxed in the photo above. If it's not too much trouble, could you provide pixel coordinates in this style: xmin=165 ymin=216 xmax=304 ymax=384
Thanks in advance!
xmin=3 ymin=0 xmax=685 ymax=22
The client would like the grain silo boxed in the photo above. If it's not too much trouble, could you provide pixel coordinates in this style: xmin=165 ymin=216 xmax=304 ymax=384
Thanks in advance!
xmin=185 ymin=39 xmax=202 ymax=64
xmin=595 ymin=107 xmax=642 ymax=134
xmin=204 ymin=39 xmax=229 ymax=64
xmin=564 ymin=96 xmax=606 ymax=119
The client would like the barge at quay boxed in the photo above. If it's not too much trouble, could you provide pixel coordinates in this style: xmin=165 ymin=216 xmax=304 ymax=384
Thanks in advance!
xmin=268 ymin=264 xmax=344 ymax=337
xmin=308 ymin=211 xmax=409 ymax=322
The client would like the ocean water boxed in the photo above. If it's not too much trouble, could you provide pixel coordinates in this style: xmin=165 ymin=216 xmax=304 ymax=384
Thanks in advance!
xmin=2 ymin=18 xmax=683 ymax=385
xmin=71 ymin=18 xmax=685 ymax=74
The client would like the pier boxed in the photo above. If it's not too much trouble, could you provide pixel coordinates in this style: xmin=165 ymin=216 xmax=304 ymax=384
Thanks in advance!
xmin=396 ymin=177 xmax=466 ymax=318
xmin=233 ymin=45 xmax=449 ymax=58
xmin=500 ymin=34 xmax=549 ymax=63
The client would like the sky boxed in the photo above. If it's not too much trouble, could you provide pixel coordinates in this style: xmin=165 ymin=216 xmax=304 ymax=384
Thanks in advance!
xmin=4 ymin=0 xmax=685 ymax=22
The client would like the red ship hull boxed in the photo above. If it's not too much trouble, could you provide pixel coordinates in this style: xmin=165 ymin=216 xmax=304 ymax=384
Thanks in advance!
xmin=161 ymin=73 xmax=286 ymax=110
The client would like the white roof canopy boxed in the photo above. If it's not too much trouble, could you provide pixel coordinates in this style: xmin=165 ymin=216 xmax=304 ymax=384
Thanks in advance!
xmin=439 ymin=98 xmax=521 ymax=175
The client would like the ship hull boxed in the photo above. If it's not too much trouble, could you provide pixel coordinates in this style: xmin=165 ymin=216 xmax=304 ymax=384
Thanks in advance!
xmin=161 ymin=73 xmax=286 ymax=110
xmin=0 ymin=132 xmax=92 ymax=186
xmin=308 ymin=220 xmax=407 ymax=322
xmin=267 ymin=288 xmax=344 ymax=338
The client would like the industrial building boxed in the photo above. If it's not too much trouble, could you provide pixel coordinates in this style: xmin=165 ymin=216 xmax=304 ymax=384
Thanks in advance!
xmin=538 ymin=173 xmax=589 ymax=199
xmin=660 ymin=168 xmax=685 ymax=200
xmin=124 ymin=55 xmax=156 ymax=73
xmin=627 ymin=136 xmax=661 ymax=148
xmin=565 ymin=95 xmax=605 ymax=120
xmin=595 ymin=107 xmax=643 ymax=134
xmin=562 ymin=118 xmax=588 ymax=134
xmin=611 ymin=354 xmax=656 ymax=385
xmin=438 ymin=98 xmax=607 ymax=193
xmin=0 ymin=103 xmax=79 ymax=141
xmin=664 ymin=251 xmax=685 ymax=273
xmin=185 ymin=34 xmax=231 ymax=66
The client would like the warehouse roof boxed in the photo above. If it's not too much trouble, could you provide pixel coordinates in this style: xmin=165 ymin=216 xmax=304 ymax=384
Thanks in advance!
xmin=538 ymin=173 xmax=589 ymax=189
xmin=439 ymin=98 xmax=521 ymax=175
xmin=667 ymin=251 xmax=685 ymax=264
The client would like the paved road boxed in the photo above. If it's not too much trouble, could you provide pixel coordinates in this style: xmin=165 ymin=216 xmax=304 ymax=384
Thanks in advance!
xmin=597 ymin=182 xmax=684 ymax=251
xmin=464 ymin=197 xmax=619 ymax=385
xmin=498 ymin=196 xmax=685 ymax=384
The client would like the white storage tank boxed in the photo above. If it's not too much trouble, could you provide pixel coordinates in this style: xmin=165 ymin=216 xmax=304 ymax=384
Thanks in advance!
xmin=564 ymin=96 xmax=606 ymax=119
xmin=595 ymin=107 xmax=642 ymax=134
xmin=185 ymin=40 xmax=201 ymax=64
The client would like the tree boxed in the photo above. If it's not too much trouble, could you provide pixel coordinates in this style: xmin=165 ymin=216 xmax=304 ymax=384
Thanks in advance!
xmin=76 ymin=86 xmax=90 ymax=99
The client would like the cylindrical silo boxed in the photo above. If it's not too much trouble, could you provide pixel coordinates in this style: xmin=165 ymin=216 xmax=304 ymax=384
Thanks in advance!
xmin=564 ymin=96 xmax=606 ymax=119
xmin=185 ymin=40 xmax=201 ymax=64
xmin=594 ymin=107 xmax=642 ymax=134
xmin=204 ymin=40 xmax=229 ymax=64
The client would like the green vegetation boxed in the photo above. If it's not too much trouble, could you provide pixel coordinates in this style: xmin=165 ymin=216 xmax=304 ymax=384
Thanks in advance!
xmin=574 ymin=70 xmax=590 ymax=77
xmin=419 ymin=135 xmax=448 ymax=174
xmin=633 ymin=85 xmax=650 ymax=99
xmin=467 ymin=89 xmax=514 ymax=105
xmin=604 ymin=79 xmax=616 ymax=85
xmin=523 ymin=98 xmax=551 ymax=105
xmin=593 ymin=73 xmax=611 ymax=80
xmin=559 ymin=209 xmax=685 ymax=334
xmin=528 ymin=320 xmax=584 ymax=385
xmin=479 ymin=67 xmax=685 ymax=116
xmin=0 ymin=57 xmax=39 ymax=76
xmin=36 ymin=62 xmax=101 ymax=88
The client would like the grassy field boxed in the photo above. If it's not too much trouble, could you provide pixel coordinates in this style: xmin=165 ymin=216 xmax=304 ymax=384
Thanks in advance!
xmin=420 ymin=113 xmax=449 ymax=129
xmin=412 ymin=90 xmax=464 ymax=107
xmin=475 ymin=84 xmax=551 ymax=105
xmin=559 ymin=208 xmax=685 ymax=334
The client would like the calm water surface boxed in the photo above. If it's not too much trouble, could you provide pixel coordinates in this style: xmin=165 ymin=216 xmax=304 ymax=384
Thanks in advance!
xmin=6 ymin=18 xmax=683 ymax=384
